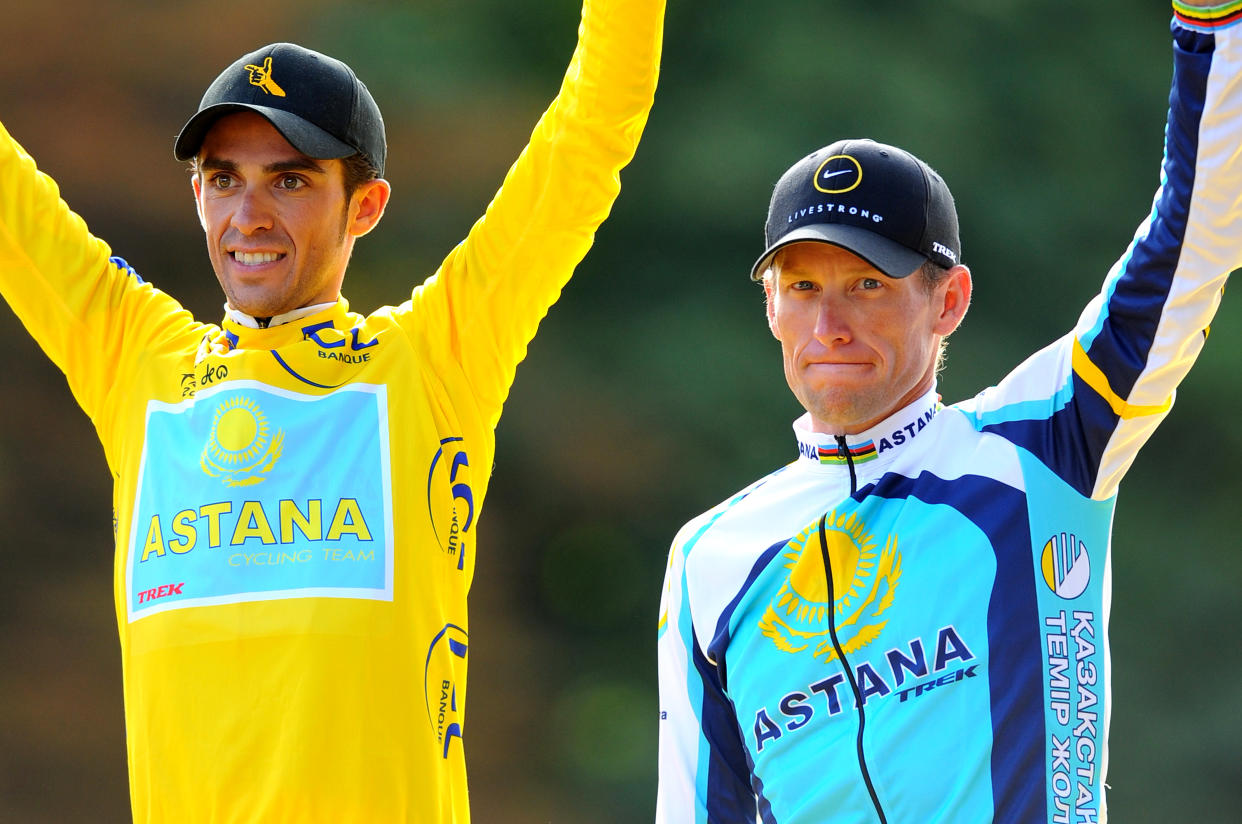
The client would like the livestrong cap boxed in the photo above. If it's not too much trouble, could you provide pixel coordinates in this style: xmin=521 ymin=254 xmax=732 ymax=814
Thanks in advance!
xmin=751 ymin=139 xmax=960 ymax=280
xmin=174 ymin=43 xmax=387 ymax=176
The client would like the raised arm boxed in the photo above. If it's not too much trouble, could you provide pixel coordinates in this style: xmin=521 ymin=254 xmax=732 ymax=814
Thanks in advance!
xmin=0 ymin=122 xmax=200 ymax=428
xmin=406 ymin=0 xmax=664 ymax=428
xmin=965 ymin=5 xmax=1242 ymax=500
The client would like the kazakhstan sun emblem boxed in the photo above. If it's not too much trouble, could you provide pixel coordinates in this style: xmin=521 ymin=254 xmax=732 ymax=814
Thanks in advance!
xmin=200 ymin=395 xmax=284 ymax=487
xmin=758 ymin=510 xmax=902 ymax=662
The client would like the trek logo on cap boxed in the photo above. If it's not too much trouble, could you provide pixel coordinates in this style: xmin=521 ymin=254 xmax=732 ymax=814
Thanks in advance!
xmin=814 ymin=154 xmax=863 ymax=194
xmin=932 ymin=242 xmax=958 ymax=264
xmin=244 ymin=56 xmax=286 ymax=97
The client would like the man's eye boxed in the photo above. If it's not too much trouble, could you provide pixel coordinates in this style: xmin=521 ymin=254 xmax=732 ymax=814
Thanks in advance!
xmin=278 ymin=175 xmax=304 ymax=190
xmin=211 ymin=174 xmax=234 ymax=189
xmin=861 ymin=277 xmax=882 ymax=290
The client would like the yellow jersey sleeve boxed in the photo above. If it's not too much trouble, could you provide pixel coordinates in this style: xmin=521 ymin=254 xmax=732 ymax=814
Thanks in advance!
xmin=406 ymin=0 xmax=663 ymax=429
xmin=0 ymin=119 xmax=207 ymax=455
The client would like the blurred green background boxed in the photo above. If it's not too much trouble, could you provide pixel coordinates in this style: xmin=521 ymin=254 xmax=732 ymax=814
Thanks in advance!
xmin=1 ymin=0 xmax=1240 ymax=821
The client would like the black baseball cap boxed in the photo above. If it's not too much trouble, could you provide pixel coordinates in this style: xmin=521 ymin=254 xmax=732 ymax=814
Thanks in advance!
xmin=751 ymin=139 xmax=960 ymax=280
xmin=174 ymin=43 xmax=387 ymax=176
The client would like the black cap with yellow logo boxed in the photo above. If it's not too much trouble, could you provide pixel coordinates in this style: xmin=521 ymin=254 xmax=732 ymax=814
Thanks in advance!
xmin=174 ymin=42 xmax=386 ymax=176
xmin=751 ymin=139 xmax=960 ymax=280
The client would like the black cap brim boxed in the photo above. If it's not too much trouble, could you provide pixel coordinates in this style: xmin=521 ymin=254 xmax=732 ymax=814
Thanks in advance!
xmin=174 ymin=103 xmax=356 ymax=162
xmin=750 ymin=223 xmax=928 ymax=281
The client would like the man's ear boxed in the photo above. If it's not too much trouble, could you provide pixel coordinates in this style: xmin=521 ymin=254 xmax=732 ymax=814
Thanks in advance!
xmin=190 ymin=174 xmax=207 ymax=232
xmin=932 ymin=265 xmax=972 ymax=336
xmin=347 ymin=178 xmax=392 ymax=238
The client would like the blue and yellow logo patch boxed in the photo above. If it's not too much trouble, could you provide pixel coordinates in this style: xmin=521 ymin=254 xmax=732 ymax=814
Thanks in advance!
xmin=127 ymin=382 xmax=393 ymax=620
xmin=1040 ymin=531 xmax=1090 ymax=600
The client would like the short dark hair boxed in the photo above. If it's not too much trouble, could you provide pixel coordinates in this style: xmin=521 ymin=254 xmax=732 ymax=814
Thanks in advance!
xmin=341 ymin=152 xmax=381 ymax=202
xmin=918 ymin=259 xmax=951 ymax=295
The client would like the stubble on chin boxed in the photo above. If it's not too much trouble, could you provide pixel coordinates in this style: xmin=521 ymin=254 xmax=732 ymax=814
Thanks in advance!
xmin=218 ymin=279 xmax=292 ymax=319
xmin=793 ymin=381 xmax=889 ymax=435
xmin=805 ymin=398 xmax=865 ymax=435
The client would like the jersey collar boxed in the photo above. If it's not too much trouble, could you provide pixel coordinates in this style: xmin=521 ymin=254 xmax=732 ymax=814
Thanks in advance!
xmin=793 ymin=389 xmax=943 ymax=468
xmin=215 ymin=298 xmax=354 ymax=352
xmin=224 ymin=301 xmax=338 ymax=330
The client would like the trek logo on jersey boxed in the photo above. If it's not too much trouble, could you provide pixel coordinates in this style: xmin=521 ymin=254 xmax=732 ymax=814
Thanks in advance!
xmin=427 ymin=437 xmax=475 ymax=573
xmin=425 ymin=624 xmax=469 ymax=759
xmin=245 ymin=56 xmax=286 ymax=96
xmin=127 ymin=382 xmax=394 ymax=620
xmin=136 ymin=581 xmax=185 ymax=604
xmin=758 ymin=510 xmax=901 ymax=663
xmin=200 ymin=395 xmax=284 ymax=487
xmin=1040 ymin=532 xmax=1090 ymax=600
xmin=814 ymin=154 xmax=863 ymax=194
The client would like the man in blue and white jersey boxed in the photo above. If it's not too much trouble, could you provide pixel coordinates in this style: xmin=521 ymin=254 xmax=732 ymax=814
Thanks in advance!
xmin=656 ymin=4 xmax=1240 ymax=822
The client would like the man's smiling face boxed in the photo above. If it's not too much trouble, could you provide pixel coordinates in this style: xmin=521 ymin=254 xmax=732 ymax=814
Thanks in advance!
xmin=193 ymin=112 xmax=357 ymax=318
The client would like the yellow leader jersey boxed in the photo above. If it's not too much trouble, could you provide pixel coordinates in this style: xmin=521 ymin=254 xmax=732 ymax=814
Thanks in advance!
xmin=0 ymin=1 xmax=662 ymax=820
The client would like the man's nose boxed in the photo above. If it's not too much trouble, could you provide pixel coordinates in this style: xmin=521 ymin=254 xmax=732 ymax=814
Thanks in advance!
xmin=231 ymin=187 xmax=275 ymax=235
xmin=813 ymin=297 xmax=852 ymax=343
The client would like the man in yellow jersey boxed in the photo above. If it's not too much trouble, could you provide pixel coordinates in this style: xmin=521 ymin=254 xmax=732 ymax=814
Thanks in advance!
xmin=0 ymin=1 xmax=662 ymax=820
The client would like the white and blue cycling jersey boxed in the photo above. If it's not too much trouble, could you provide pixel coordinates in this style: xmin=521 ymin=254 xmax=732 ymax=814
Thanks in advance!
xmin=656 ymin=13 xmax=1241 ymax=823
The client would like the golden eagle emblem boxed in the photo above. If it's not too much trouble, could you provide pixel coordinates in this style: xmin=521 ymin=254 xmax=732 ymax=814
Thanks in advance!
xmin=758 ymin=510 xmax=901 ymax=662
xmin=200 ymin=395 xmax=284 ymax=487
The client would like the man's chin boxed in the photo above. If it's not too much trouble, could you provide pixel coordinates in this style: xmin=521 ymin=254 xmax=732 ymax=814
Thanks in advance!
xmin=220 ymin=281 xmax=291 ymax=314
xmin=802 ymin=393 xmax=887 ymax=434
xmin=227 ymin=298 xmax=292 ymax=319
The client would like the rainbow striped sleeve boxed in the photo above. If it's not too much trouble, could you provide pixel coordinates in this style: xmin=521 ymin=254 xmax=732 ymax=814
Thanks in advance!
xmin=1174 ymin=0 xmax=1242 ymax=31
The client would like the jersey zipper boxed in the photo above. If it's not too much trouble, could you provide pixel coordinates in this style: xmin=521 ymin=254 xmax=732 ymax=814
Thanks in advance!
xmin=822 ymin=435 xmax=887 ymax=823
xmin=836 ymin=434 xmax=858 ymax=496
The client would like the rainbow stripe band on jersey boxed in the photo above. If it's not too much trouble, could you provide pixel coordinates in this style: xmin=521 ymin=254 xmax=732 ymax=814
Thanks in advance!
xmin=1173 ymin=0 xmax=1242 ymax=31
xmin=818 ymin=441 xmax=879 ymax=465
